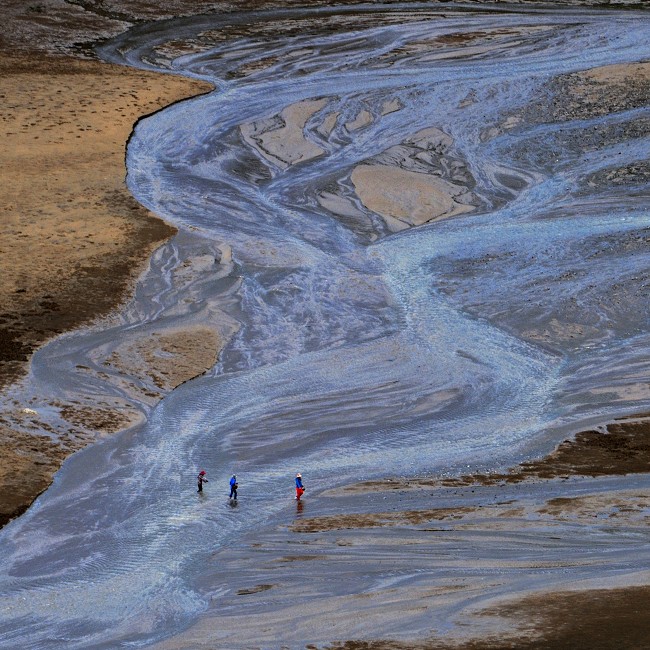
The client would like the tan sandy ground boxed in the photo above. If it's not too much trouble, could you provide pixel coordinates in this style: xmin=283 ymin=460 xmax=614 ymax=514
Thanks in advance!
xmin=103 ymin=326 xmax=223 ymax=392
xmin=350 ymin=164 xmax=475 ymax=229
xmin=238 ymin=93 xmax=478 ymax=235
xmin=0 ymin=53 xmax=214 ymax=526
xmin=240 ymin=97 xmax=329 ymax=168
xmin=345 ymin=109 xmax=373 ymax=131
xmin=315 ymin=125 xmax=479 ymax=234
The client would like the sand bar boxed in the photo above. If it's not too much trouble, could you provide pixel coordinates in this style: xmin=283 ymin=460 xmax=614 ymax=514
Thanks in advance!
xmin=240 ymin=97 xmax=329 ymax=169
xmin=351 ymin=163 xmax=475 ymax=230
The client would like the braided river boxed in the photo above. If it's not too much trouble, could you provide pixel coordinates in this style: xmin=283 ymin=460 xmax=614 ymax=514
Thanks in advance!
xmin=1 ymin=3 xmax=649 ymax=648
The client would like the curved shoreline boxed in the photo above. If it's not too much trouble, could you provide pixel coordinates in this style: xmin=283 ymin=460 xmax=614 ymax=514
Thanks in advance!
xmin=0 ymin=49 xmax=216 ymax=526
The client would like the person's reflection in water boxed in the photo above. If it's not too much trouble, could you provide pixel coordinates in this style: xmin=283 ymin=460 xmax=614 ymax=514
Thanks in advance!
xmin=295 ymin=499 xmax=304 ymax=516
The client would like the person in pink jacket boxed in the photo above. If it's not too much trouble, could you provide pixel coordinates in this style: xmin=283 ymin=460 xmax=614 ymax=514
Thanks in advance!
xmin=197 ymin=470 xmax=208 ymax=493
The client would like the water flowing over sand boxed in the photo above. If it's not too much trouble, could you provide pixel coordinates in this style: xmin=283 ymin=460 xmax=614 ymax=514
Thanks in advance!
xmin=1 ymin=4 xmax=649 ymax=648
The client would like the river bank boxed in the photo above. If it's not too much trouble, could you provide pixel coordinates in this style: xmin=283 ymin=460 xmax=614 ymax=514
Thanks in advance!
xmin=0 ymin=0 xmax=217 ymax=527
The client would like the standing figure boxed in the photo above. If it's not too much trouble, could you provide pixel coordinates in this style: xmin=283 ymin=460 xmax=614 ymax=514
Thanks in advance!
xmin=197 ymin=470 xmax=208 ymax=493
xmin=295 ymin=473 xmax=305 ymax=500
xmin=229 ymin=474 xmax=238 ymax=500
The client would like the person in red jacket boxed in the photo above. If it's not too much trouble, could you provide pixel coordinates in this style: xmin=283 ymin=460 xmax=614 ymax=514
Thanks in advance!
xmin=295 ymin=473 xmax=305 ymax=500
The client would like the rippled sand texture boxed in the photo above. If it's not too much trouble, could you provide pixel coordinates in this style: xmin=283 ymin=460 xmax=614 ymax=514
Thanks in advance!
xmin=1 ymin=3 xmax=650 ymax=649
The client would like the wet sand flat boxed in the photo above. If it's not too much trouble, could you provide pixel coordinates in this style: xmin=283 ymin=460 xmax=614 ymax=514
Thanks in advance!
xmin=103 ymin=326 xmax=223 ymax=392
xmin=151 ymin=417 xmax=650 ymax=649
xmin=343 ymin=415 xmax=650 ymax=494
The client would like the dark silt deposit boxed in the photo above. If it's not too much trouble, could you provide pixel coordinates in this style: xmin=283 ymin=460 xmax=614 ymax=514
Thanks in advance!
xmin=1 ymin=3 xmax=650 ymax=648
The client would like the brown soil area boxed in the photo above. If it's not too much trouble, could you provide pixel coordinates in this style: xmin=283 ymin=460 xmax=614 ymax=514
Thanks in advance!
xmin=291 ymin=507 xmax=477 ymax=533
xmin=0 ymin=52 xmax=212 ymax=527
xmin=0 ymin=424 xmax=71 ymax=528
xmin=442 ymin=416 xmax=650 ymax=487
xmin=236 ymin=583 xmax=275 ymax=595
xmin=344 ymin=415 xmax=650 ymax=494
xmin=103 ymin=326 xmax=222 ymax=391
xmin=292 ymin=488 xmax=649 ymax=535
xmin=327 ymin=585 xmax=650 ymax=649
xmin=554 ymin=62 xmax=650 ymax=121
xmin=0 ymin=54 xmax=212 ymax=388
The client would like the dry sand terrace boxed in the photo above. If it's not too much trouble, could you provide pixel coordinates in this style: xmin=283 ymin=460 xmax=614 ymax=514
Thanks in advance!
xmin=0 ymin=0 xmax=234 ymax=528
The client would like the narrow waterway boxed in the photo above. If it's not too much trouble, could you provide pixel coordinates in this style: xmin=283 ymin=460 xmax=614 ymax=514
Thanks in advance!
xmin=1 ymin=4 xmax=649 ymax=648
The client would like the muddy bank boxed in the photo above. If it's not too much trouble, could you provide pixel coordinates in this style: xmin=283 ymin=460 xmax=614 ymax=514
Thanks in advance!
xmin=275 ymin=416 xmax=650 ymax=648
xmin=328 ymin=586 xmax=650 ymax=649
xmin=298 ymin=414 xmax=650 ymax=534
xmin=341 ymin=415 xmax=650 ymax=495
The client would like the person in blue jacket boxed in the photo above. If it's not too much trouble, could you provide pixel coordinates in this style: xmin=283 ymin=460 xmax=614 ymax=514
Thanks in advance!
xmin=229 ymin=474 xmax=238 ymax=500
xmin=295 ymin=473 xmax=305 ymax=500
